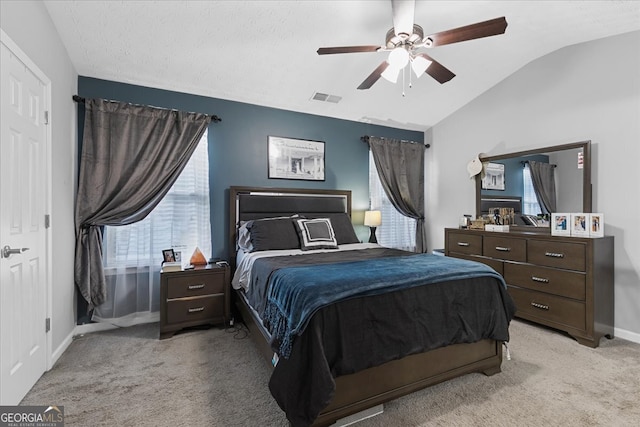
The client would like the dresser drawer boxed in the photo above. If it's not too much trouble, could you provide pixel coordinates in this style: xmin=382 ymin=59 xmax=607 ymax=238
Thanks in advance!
xmin=527 ymin=240 xmax=586 ymax=271
xmin=166 ymin=272 xmax=225 ymax=299
xmin=508 ymin=286 xmax=586 ymax=331
xmin=504 ymin=263 xmax=585 ymax=300
xmin=166 ymin=295 xmax=224 ymax=324
xmin=483 ymin=236 xmax=526 ymax=262
xmin=447 ymin=232 xmax=482 ymax=255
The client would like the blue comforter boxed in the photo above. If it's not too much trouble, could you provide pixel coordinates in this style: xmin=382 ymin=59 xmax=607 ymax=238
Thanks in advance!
xmin=263 ymin=253 xmax=505 ymax=358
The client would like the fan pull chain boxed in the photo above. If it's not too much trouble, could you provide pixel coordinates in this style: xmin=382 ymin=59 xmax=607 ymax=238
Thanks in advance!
xmin=409 ymin=63 xmax=413 ymax=89
xmin=402 ymin=65 xmax=406 ymax=97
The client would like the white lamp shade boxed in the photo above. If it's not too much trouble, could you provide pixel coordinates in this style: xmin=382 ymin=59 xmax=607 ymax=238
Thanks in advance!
xmin=388 ymin=47 xmax=410 ymax=68
xmin=381 ymin=64 xmax=400 ymax=83
xmin=411 ymin=55 xmax=432 ymax=78
xmin=364 ymin=210 xmax=382 ymax=227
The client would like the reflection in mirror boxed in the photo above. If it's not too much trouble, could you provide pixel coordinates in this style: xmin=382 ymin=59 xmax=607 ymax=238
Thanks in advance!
xmin=475 ymin=141 xmax=591 ymax=228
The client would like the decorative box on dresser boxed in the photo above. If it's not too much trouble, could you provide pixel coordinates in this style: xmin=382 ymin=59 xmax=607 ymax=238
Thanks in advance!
xmin=160 ymin=264 xmax=230 ymax=339
xmin=445 ymin=228 xmax=614 ymax=347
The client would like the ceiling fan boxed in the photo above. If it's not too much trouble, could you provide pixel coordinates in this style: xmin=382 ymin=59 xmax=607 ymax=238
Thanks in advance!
xmin=317 ymin=0 xmax=508 ymax=90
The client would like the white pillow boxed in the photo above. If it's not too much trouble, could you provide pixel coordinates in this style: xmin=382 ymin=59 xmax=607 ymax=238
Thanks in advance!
xmin=294 ymin=218 xmax=338 ymax=251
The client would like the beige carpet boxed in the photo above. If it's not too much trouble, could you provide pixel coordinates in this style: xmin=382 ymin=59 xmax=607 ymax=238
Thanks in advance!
xmin=21 ymin=319 xmax=640 ymax=426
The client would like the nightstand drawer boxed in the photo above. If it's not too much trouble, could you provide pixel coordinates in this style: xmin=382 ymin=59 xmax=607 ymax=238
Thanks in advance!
xmin=508 ymin=286 xmax=586 ymax=331
xmin=447 ymin=233 xmax=482 ymax=255
xmin=166 ymin=295 xmax=224 ymax=324
xmin=166 ymin=272 xmax=225 ymax=299
xmin=504 ymin=263 xmax=585 ymax=300
xmin=527 ymin=240 xmax=586 ymax=271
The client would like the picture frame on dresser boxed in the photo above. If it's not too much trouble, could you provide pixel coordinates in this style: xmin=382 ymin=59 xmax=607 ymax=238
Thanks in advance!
xmin=571 ymin=213 xmax=590 ymax=237
xmin=590 ymin=213 xmax=604 ymax=237
xmin=551 ymin=213 xmax=570 ymax=236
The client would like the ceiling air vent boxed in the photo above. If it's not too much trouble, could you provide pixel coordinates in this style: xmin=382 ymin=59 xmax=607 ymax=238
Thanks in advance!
xmin=311 ymin=92 xmax=342 ymax=104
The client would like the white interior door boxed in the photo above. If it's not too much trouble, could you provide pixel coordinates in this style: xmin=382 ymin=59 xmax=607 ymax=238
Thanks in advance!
xmin=0 ymin=33 xmax=49 ymax=405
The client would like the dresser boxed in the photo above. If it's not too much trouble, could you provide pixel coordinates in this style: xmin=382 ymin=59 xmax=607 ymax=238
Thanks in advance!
xmin=445 ymin=228 xmax=614 ymax=347
xmin=160 ymin=264 xmax=230 ymax=339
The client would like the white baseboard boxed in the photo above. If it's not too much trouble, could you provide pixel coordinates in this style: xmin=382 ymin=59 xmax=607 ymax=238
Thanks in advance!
xmin=50 ymin=330 xmax=73 ymax=369
xmin=614 ymin=327 xmax=640 ymax=344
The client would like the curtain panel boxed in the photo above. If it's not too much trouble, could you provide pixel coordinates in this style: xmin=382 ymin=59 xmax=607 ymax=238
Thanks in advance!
xmin=528 ymin=160 xmax=557 ymax=214
xmin=74 ymin=98 xmax=211 ymax=310
xmin=369 ymin=136 xmax=427 ymax=253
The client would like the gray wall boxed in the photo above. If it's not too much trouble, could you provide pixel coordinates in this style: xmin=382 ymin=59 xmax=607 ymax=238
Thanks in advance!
xmin=426 ymin=31 xmax=640 ymax=339
xmin=1 ymin=0 xmax=78 ymax=358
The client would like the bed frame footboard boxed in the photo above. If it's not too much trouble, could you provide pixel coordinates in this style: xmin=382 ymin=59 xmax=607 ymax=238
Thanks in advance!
xmin=235 ymin=292 xmax=502 ymax=427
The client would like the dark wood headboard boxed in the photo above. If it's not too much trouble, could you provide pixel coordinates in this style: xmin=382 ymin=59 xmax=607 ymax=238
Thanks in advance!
xmin=228 ymin=186 xmax=352 ymax=265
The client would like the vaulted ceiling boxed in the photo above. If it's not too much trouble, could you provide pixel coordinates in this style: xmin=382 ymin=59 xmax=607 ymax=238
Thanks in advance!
xmin=44 ymin=1 xmax=640 ymax=130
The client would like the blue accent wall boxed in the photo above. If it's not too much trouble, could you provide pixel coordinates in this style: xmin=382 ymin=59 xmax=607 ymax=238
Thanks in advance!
xmin=77 ymin=77 xmax=424 ymax=260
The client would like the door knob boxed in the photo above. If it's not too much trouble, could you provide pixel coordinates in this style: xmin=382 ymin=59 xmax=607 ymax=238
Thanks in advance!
xmin=1 ymin=245 xmax=29 ymax=258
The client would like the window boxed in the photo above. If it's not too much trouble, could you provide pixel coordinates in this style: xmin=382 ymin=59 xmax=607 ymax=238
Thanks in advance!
xmin=103 ymin=130 xmax=211 ymax=268
xmin=369 ymin=152 xmax=416 ymax=251
xmin=523 ymin=163 xmax=542 ymax=215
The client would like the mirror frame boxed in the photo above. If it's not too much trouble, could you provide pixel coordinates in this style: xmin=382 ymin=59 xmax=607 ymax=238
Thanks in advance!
xmin=475 ymin=140 xmax=592 ymax=219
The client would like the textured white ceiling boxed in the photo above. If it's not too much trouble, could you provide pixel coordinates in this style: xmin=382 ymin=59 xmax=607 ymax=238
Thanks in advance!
xmin=44 ymin=0 xmax=640 ymax=130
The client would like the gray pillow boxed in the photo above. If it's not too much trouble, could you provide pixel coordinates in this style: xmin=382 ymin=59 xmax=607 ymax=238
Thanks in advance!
xmin=306 ymin=213 xmax=359 ymax=245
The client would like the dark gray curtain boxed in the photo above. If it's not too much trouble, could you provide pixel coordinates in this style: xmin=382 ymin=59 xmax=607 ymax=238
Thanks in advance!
xmin=528 ymin=160 xmax=557 ymax=214
xmin=369 ymin=136 xmax=427 ymax=253
xmin=74 ymin=98 xmax=211 ymax=310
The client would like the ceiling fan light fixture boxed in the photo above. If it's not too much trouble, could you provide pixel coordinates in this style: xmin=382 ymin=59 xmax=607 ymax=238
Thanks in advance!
xmin=381 ymin=64 xmax=401 ymax=83
xmin=411 ymin=55 xmax=433 ymax=78
xmin=387 ymin=47 xmax=410 ymax=69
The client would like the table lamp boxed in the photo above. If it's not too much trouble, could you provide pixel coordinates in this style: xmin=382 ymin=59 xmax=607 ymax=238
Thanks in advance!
xmin=364 ymin=210 xmax=382 ymax=244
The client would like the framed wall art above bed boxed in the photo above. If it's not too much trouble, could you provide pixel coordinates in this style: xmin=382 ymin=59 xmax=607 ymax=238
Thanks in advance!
xmin=267 ymin=136 xmax=325 ymax=181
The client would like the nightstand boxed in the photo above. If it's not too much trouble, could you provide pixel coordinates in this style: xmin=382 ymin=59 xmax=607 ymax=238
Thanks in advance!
xmin=159 ymin=264 xmax=230 ymax=339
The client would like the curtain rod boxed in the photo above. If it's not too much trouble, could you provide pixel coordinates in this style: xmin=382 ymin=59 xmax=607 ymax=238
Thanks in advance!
xmin=72 ymin=95 xmax=222 ymax=123
xmin=360 ymin=135 xmax=430 ymax=148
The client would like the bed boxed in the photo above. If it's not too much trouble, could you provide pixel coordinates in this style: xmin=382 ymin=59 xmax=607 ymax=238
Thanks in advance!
xmin=228 ymin=186 xmax=515 ymax=427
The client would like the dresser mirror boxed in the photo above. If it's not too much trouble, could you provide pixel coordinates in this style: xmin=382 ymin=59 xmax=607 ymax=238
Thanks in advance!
xmin=475 ymin=141 xmax=592 ymax=229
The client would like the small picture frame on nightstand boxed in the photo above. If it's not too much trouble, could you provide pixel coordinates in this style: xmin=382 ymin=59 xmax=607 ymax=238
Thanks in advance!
xmin=571 ymin=213 xmax=589 ymax=237
xmin=551 ymin=213 xmax=570 ymax=236
xmin=162 ymin=248 xmax=176 ymax=263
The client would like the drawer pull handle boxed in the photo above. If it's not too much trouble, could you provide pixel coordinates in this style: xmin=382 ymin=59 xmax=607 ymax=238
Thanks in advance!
xmin=495 ymin=246 xmax=511 ymax=252
xmin=188 ymin=306 xmax=205 ymax=313
xmin=531 ymin=302 xmax=549 ymax=311
xmin=188 ymin=284 xmax=205 ymax=290
xmin=545 ymin=252 xmax=564 ymax=258
xmin=457 ymin=242 xmax=470 ymax=247
xmin=531 ymin=276 xmax=549 ymax=283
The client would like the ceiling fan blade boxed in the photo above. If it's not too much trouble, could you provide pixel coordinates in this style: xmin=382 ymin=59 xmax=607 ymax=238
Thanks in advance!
xmin=415 ymin=53 xmax=455 ymax=84
xmin=391 ymin=0 xmax=415 ymax=36
xmin=425 ymin=17 xmax=508 ymax=47
xmin=317 ymin=46 xmax=381 ymax=55
xmin=357 ymin=61 xmax=390 ymax=90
